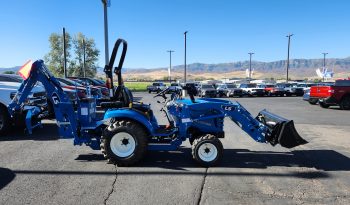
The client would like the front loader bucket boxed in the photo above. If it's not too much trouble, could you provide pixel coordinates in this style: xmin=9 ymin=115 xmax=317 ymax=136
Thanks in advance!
xmin=257 ymin=110 xmax=308 ymax=148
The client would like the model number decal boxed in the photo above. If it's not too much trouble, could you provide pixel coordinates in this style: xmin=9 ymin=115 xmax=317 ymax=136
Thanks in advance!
xmin=222 ymin=105 xmax=234 ymax=111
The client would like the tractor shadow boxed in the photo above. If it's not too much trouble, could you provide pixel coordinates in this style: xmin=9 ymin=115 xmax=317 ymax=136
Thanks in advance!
xmin=140 ymin=148 xmax=350 ymax=173
xmin=0 ymin=168 xmax=15 ymax=190
xmin=0 ymin=123 xmax=60 ymax=141
xmin=76 ymin=148 xmax=350 ymax=172
xmin=6 ymin=149 xmax=348 ymax=182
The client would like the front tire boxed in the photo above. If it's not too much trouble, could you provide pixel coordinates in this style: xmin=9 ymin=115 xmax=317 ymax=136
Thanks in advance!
xmin=101 ymin=120 xmax=148 ymax=166
xmin=192 ymin=134 xmax=223 ymax=167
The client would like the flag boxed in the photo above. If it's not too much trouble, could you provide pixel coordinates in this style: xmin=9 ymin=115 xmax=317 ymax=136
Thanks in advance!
xmin=18 ymin=60 xmax=33 ymax=80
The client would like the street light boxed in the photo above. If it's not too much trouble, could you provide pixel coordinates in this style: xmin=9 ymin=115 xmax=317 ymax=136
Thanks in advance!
xmin=286 ymin=33 xmax=294 ymax=82
xmin=322 ymin=52 xmax=328 ymax=82
xmin=102 ymin=0 xmax=111 ymax=66
xmin=167 ymin=50 xmax=175 ymax=83
xmin=83 ymin=37 xmax=86 ymax=77
xmin=63 ymin=27 xmax=67 ymax=78
xmin=184 ymin=31 xmax=188 ymax=83
xmin=248 ymin=52 xmax=254 ymax=79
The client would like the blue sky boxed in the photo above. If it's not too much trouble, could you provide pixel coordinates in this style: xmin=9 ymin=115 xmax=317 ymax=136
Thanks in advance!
xmin=1 ymin=0 xmax=349 ymax=68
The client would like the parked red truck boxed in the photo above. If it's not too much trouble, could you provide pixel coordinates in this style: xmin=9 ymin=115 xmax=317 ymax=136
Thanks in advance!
xmin=309 ymin=79 xmax=350 ymax=110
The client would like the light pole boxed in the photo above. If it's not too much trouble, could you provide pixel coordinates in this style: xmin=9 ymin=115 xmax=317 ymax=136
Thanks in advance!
xmin=286 ymin=33 xmax=293 ymax=82
xmin=102 ymin=0 xmax=111 ymax=66
xmin=184 ymin=31 xmax=188 ymax=83
xmin=248 ymin=52 xmax=254 ymax=79
xmin=63 ymin=27 xmax=67 ymax=78
xmin=167 ymin=50 xmax=174 ymax=83
xmin=83 ymin=38 xmax=86 ymax=77
xmin=322 ymin=52 xmax=328 ymax=82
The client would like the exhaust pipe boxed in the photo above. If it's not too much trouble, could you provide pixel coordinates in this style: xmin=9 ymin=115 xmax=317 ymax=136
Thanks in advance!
xmin=256 ymin=110 xmax=308 ymax=148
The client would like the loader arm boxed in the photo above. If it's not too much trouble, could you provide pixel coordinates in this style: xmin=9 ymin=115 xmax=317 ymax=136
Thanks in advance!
xmin=221 ymin=101 xmax=307 ymax=148
xmin=8 ymin=60 xmax=79 ymax=138
xmin=221 ymin=102 xmax=269 ymax=143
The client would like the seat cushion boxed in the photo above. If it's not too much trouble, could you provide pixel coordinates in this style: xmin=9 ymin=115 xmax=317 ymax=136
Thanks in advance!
xmin=100 ymin=101 xmax=124 ymax=109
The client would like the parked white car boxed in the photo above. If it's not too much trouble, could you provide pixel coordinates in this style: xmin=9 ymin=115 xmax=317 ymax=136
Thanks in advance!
xmin=239 ymin=83 xmax=265 ymax=96
xmin=0 ymin=74 xmax=47 ymax=134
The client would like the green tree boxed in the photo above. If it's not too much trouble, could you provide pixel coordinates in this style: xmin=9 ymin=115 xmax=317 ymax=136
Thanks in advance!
xmin=69 ymin=33 xmax=99 ymax=77
xmin=44 ymin=32 xmax=71 ymax=77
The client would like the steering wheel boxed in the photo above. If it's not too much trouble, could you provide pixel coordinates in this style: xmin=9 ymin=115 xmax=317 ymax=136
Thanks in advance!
xmin=153 ymin=87 xmax=170 ymax=99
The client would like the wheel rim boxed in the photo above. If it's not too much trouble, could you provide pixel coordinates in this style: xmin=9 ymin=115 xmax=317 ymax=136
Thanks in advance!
xmin=110 ymin=132 xmax=136 ymax=158
xmin=198 ymin=143 xmax=218 ymax=162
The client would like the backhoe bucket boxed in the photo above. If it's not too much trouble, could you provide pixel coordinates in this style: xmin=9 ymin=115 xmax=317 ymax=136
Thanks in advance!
xmin=257 ymin=110 xmax=308 ymax=148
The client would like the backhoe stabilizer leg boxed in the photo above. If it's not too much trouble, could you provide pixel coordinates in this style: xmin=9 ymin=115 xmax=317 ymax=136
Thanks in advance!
xmin=257 ymin=110 xmax=308 ymax=148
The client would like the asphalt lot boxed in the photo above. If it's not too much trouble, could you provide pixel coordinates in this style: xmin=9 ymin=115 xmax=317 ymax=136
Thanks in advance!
xmin=1 ymin=93 xmax=350 ymax=205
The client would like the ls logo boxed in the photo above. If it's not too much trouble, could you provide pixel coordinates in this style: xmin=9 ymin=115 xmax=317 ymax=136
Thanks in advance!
xmin=222 ymin=105 xmax=234 ymax=111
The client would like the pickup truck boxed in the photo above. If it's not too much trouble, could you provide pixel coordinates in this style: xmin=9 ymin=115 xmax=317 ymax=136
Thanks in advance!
xmin=258 ymin=84 xmax=285 ymax=97
xmin=147 ymin=82 xmax=167 ymax=93
xmin=216 ymin=83 xmax=243 ymax=97
xmin=309 ymin=79 xmax=350 ymax=110
xmin=167 ymin=83 xmax=182 ymax=94
xmin=275 ymin=83 xmax=304 ymax=96
xmin=198 ymin=84 xmax=217 ymax=97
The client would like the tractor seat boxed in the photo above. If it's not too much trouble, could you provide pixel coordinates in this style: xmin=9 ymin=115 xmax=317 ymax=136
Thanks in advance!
xmin=132 ymin=102 xmax=151 ymax=113
xmin=100 ymin=86 xmax=152 ymax=116
xmin=100 ymin=101 xmax=124 ymax=109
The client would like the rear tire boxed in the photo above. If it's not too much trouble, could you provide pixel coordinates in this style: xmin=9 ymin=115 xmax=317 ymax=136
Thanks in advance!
xmin=340 ymin=96 xmax=350 ymax=110
xmin=0 ymin=106 xmax=11 ymax=135
xmin=319 ymin=101 xmax=329 ymax=108
xmin=101 ymin=120 xmax=148 ymax=166
xmin=192 ymin=134 xmax=223 ymax=167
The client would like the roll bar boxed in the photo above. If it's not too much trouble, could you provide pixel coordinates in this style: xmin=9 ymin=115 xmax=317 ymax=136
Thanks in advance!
xmin=104 ymin=39 xmax=128 ymax=97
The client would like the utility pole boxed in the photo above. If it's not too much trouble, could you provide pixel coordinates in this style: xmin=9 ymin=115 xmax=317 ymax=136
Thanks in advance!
xmin=167 ymin=50 xmax=174 ymax=83
xmin=63 ymin=27 xmax=67 ymax=78
xmin=286 ymin=33 xmax=293 ymax=82
xmin=322 ymin=52 xmax=328 ymax=82
xmin=248 ymin=52 xmax=254 ymax=79
xmin=83 ymin=38 xmax=86 ymax=77
xmin=102 ymin=0 xmax=111 ymax=66
xmin=184 ymin=31 xmax=188 ymax=83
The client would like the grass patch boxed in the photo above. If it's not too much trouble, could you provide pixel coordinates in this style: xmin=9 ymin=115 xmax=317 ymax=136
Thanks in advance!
xmin=118 ymin=82 xmax=171 ymax=92
xmin=123 ymin=82 xmax=150 ymax=92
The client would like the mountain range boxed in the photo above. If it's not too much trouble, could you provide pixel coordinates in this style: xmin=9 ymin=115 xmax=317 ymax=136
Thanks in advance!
xmin=123 ymin=57 xmax=350 ymax=80
xmin=2 ymin=57 xmax=350 ymax=80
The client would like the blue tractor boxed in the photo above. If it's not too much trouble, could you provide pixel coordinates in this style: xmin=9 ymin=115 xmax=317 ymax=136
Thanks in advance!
xmin=7 ymin=39 xmax=307 ymax=167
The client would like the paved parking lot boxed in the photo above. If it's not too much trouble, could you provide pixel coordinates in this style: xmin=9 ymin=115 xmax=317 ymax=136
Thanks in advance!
xmin=1 ymin=93 xmax=350 ymax=205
